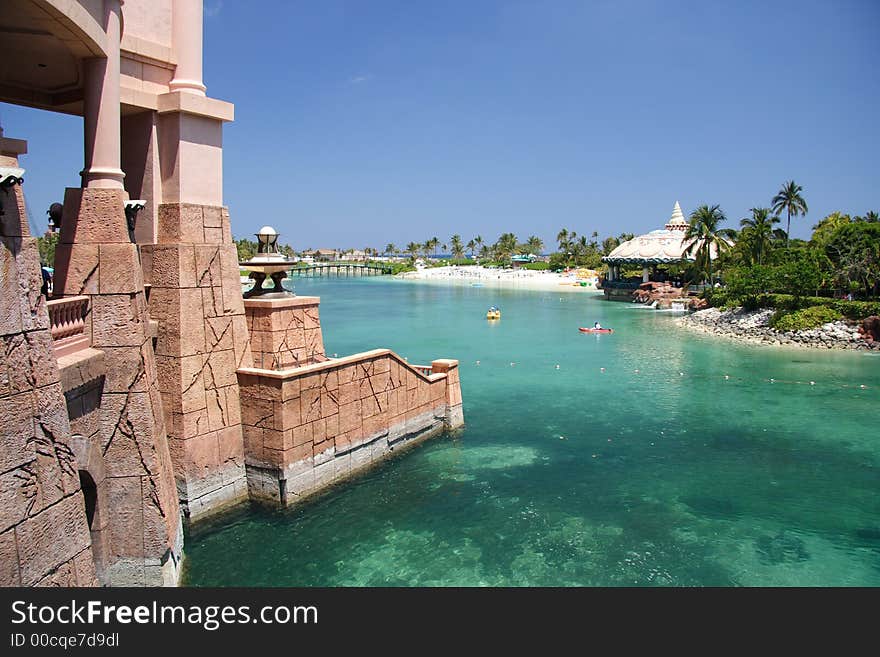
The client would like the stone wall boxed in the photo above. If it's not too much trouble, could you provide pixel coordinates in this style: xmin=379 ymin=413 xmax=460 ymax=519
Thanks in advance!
xmin=57 ymin=348 xmax=110 ymax=584
xmin=239 ymin=350 xmax=463 ymax=505
xmin=0 ymin=147 xmax=97 ymax=586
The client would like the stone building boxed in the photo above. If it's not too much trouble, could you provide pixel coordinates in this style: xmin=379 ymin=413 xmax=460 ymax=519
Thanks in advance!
xmin=0 ymin=1 xmax=462 ymax=587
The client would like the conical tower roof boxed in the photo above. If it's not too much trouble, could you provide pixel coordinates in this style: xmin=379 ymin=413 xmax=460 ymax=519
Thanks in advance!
xmin=665 ymin=201 xmax=687 ymax=231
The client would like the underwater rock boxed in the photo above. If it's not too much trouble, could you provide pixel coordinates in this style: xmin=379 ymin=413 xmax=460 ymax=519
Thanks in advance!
xmin=755 ymin=530 xmax=810 ymax=565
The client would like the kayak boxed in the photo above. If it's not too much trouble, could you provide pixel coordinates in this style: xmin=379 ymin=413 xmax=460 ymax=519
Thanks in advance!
xmin=579 ymin=327 xmax=613 ymax=333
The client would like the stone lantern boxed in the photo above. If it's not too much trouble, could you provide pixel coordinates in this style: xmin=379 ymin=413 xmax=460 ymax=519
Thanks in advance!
xmin=239 ymin=225 xmax=296 ymax=298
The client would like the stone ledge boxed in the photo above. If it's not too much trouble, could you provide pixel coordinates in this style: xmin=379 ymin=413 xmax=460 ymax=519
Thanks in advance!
xmin=243 ymin=296 xmax=320 ymax=310
xmin=237 ymin=348 xmax=452 ymax=383
xmin=157 ymin=91 xmax=234 ymax=122
xmin=57 ymin=347 xmax=105 ymax=394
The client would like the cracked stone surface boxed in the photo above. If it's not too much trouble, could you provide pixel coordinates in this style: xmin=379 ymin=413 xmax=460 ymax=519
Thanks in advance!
xmin=144 ymin=203 xmax=249 ymax=520
xmin=0 ymin=172 xmax=97 ymax=587
xmin=240 ymin=303 xmax=464 ymax=506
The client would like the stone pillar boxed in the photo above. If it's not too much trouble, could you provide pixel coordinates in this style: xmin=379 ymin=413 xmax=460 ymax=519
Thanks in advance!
xmin=82 ymin=0 xmax=125 ymax=189
xmin=244 ymin=296 xmax=326 ymax=370
xmin=169 ymin=0 xmax=207 ymax=96
xmin=56 ymin=24 xmax=185 ymax=583
xmin=142 ymin=6 xmax=245 ymax=519
xmin=52 ymin=185 xmax=182 ymax=586
xmin=642 ymin=266 xmax=650 ymax=283
xmin=142 ymin=205 xmax=252 ymax=520
xmin=431 ymin=359 xmax=464 ymax=429
xmin=0 ymin=133 xmax=98 ymax=586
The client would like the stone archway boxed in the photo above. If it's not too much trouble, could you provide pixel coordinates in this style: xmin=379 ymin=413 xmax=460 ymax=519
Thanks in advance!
xmin=0 ymin=0 xmax=108 ymax=113
xmin=79 ymin=469 xmax=98 ymax=529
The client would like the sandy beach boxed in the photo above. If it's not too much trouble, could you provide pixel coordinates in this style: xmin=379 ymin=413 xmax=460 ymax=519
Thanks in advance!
xmin=397 ymin=265 xmax=602 ymax=292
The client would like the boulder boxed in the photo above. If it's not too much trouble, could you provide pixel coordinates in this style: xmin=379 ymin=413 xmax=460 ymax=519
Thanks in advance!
xmin=859 ymin=316 xmax=880 ymax=342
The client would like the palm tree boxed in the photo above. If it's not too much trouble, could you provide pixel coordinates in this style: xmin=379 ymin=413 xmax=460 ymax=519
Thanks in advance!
xmin=683 ymin=204 xmax=735 ymax=283
xmin=739 ymin=207 xmax=781 ymax=265
xmin=494 ymin=233 xmax=518 ymax=262
xmin=473 ymin=235 xmax=484 ymax=259
xmin=524 ymin=235 xmax=544 ymax=255
xmin=450 ymin=235 xmax=464 ymax=259
xmin=573 ymin=235 xmax=598 ymax=266
xmin=406 ymin=241 xmax=420 ymax=260
xmin=466 ymin=238 xmax=476 ymax=257
xmin=556 ymin=228 xmax=569 ymax=254
xmin=771 ymin=180 xmax=808 ymax=246
xmin=385 ymin=243 xmax=397 ymax=257
xmin=601 ymin=236 xmax=620 ymax=256
xmin=865 ymin=210 xmax=879 ymax=223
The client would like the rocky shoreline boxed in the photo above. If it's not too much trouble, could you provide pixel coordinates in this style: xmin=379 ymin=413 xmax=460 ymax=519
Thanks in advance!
xmin=677 ymin=307 xmax=880 ymax=351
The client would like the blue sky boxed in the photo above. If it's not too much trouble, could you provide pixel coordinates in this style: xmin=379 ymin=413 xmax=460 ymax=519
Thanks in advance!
xmin=2 ymin=0 xmax=878 ymax=251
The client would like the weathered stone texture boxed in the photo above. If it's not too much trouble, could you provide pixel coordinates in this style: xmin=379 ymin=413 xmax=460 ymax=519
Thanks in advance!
xmin=240 ymin=335 xmax=463 ymax=507
xmin=1 ymin=174 xmax=98 ymax=587
xmin=149 ymin=203 xmax=249 ymax=519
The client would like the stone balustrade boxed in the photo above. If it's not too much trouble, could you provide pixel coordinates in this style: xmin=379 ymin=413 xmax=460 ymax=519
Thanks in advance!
xmin=46 ymin=295 xmax=91 ymax=357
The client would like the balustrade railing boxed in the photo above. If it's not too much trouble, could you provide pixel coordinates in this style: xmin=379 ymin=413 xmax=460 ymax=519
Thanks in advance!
xmin=412 ymin=364 xmax=433 ymax=377
xmin=46 ymin=295 xmax=90 ymax=357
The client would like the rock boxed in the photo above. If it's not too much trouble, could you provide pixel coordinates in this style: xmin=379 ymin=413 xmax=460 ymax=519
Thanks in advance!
xmin=861 ymin=316 xmax=880 ymax=341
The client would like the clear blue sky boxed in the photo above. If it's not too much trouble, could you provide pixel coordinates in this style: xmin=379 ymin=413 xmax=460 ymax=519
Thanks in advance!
xmin=2 ymin=0 xmax=878 ymax=251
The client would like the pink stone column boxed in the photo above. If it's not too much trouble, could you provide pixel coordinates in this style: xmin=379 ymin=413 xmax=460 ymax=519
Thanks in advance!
xmin=169 ymin=0 xmax=207 ymax=95
xmin=81 ymin=0 xmax=125 ymax=189
xmin=0 ymin=133 xmax=99 ymax=586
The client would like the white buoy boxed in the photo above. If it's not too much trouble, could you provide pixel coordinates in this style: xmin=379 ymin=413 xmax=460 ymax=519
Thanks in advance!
xmin=634 ymin=369 xmax=639 ymax=374
xmin=510 ymin=362 xmax=516 ymax=367
xmin=600 ymin=367 xmax=605 ymax=372
xmin=555 ymin=364 xmax=560 ymax=369
xmin=724 ymin=375 xmax=729 ymax=380
xmin=860 ymin=384 xmax=867 ymax=389
xmin=679 ymin=372 xmax=684 ymax=376
xmin=770 ymin=378 xmax=775 ymax=383
xmin=810 ymin=381 xmax=815 ymax=385
xmin=476 ymin=360 xmax=480 ymax=365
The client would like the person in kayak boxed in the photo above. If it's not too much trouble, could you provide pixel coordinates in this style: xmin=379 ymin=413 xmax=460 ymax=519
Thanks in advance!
xmin=593 ymin=321 xmax=602 ymax=329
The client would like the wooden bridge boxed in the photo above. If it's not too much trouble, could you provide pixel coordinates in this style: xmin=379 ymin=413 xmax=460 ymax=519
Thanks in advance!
xmin=290 ymin=263 xmax=391 ymax=276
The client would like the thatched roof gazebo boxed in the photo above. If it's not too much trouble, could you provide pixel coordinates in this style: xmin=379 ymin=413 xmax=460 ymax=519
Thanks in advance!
xmin=603 ymin=201 xmax=729 ymax=281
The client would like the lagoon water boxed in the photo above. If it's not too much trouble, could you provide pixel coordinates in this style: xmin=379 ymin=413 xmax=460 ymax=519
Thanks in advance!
xmin=183 ymin=277 xmax=880 ymax=586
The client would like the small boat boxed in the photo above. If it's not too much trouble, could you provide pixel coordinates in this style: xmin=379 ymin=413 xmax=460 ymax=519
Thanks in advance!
xmin=579 ymin=327 xmax=613 ymax=333
xmin=486 ymin=306 xmax=501 ymax=320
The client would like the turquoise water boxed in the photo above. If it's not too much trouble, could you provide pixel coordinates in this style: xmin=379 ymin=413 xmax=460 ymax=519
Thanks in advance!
xmin=183 ymin=277 xmax=880 ymax=586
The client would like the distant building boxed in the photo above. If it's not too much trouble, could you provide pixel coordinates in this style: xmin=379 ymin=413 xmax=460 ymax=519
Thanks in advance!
xmin=315 ymin=248 xmax=339 ymax=261
xmin=511 ymin=254 xmax=537 ymax=268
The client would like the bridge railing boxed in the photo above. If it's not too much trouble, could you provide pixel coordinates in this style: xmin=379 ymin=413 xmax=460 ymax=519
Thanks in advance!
xmin=47 ymin=295 xmax=90 ymax=357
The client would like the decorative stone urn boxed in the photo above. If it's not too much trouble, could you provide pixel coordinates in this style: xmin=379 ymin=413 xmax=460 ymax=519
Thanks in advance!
xmin=239 ymin=225 xmax=296 ymax=298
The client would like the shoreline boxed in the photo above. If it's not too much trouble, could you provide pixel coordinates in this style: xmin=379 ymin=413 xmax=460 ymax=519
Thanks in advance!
xmin=677 ymin=307 xmax=879 ymax=352
xmin=396 ymin=265 xmax=602 ymax=293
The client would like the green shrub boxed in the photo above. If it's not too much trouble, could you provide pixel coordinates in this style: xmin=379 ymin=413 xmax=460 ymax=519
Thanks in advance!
xmin=522 ymin=261 xmax=550 ymax=270
xmin=753 ymin=294 xmax=880 ymax=318
xmin=386 ymin=262 xmax=416 ymax=275
xmin=769 ymin=305 xmax=843 ymax=331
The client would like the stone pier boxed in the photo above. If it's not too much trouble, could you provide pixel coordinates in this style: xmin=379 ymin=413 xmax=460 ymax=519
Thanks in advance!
xmin=141 ymin=204 xmax=252 ymax=521
xmin=238 ymin=296 xmax=463 ymax=505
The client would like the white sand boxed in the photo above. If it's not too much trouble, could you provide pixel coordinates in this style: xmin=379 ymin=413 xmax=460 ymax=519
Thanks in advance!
xmin=397 ymin=265 xmax=602 ymax=293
